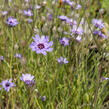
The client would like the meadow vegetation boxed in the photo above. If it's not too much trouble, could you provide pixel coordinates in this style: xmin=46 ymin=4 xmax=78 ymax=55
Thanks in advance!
xmin=0 ymin=0 xmax=109 ymax=109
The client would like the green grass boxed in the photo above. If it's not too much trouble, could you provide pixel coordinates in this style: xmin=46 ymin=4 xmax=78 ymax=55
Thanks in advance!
xmin=0 ymin=0 xmax=109 ymax=109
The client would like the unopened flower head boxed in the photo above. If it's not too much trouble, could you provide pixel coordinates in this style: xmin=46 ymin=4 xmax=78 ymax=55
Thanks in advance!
xmin=30 ymin=34 xmax=53 ymax=55
xmin=20 ymin=73 xmax=35 ymax=86
xmin=57 ymin=57 xmax=68 ymax=64
xmin=0 ymin=79 xmax=15 ymax=92
xmin=1 ymin=56 xmax=3 ymax=61
xmin=60 ymin=37 xmax=69 ymax=46
xmin=41 ymin=96 xmax=46 ymax=101
xmin=6 ymin=17 xmax=18 ymax=27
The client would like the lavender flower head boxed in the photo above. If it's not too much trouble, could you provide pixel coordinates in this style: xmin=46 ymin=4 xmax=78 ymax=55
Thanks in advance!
xmin=101 ymin=77 xmax=109 ymax=81
xmin=76 ymin=4 xmax=82 ymax=10
xmin=14 ymin=53 xmax=22 ymax=59
xmin=25 ymin=0 xmax=30 ymax=2
xmin=67 ymin=1 xmax=75 ymax=7
xmin=60 ymin=37 xmax=69 ymax=46
xmin=1 ymin=56 xmax=3 ymax=61
xmin=0 ymin=79 xmax=15 ymax=92
xmin=57 ymin=57 xmax=68 ymax=64
xmin=92 ymin=19 xmax=105 ymax=29
xmin=30 ymin=34 xmax=53 ymax=55
xmin=34 ymin=5 xmax=41 ymax=10
xmin=66 ymin=19 xmax=77 ymax=26
xmin=58 ymin=15 xmax=68 ymax=21
xmin=49 ymin=14 xmax=52 ymax=21
xmin=26 ymin=18 xmax=33 ymax=23
xmin=1 ymin=11 xmax=8 ymax=16
xmin=41 ymin=96 xmax=46 ymax=101
xmin=6 ymin=17 xmax=18 ymax=27
xmin=93 ymin=30 xmax=107 ymax=38
xmin=75 ymin=36 xmax=82 ymax=42
xmin=71 ymin=25 xmax=83 ymax=36
xmin=24 ymin=9 xmax=33 ymax=16
xmin=20 ymin=74 xmax=35 ymax=86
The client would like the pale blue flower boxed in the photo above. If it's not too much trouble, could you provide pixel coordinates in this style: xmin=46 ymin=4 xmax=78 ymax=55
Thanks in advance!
xmin=0 ymin=79 xmax=15 ymax=92
xmin=30 ymin=34 xmax=53 ymax=55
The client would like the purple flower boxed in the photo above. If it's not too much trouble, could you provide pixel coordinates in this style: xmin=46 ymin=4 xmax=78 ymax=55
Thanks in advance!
xmin=63 ymin=31 xmax=68 ymax=35
xmin=71 ymin=25 xmax=83 ymax=36
xmin=20 ymin=74 xmax=35 ymax=86
xmin=60 ymin=37 xmax=69 ymax=46
xmin=24 ymin=9 xmax=33 ymax=16
xmin=34 ymin=5 xmax=41 ymax=10
xmin=66 ymin=19 xmax=77 ymax=26
xmin=58 ymin=15 xmax=68 ymax=21
xmin=1 ymin=11 xmax=8 ymax=16
xmin=30 ymin=34 xmax=53 ymax=55
xmin=41 ymin=96 xmax=46 ymax=101
xmin=0 ymin=79 xmax=15 ymax=92
xmin=14 ymin=53 xmax=22 ymax=58
xmin=67 ymin=1 xmax=75 ymax=7
xmin=25 ymin=0 xmax=30 ymax=2
xmin=1 ymin=56 xmax=3 ymax=61
xmin=92 ymin=19 xmax=105 ymax=29
xmin=26 ymin=18 xmax=33 ymax=23
xmin=75 ymin=36 xmax=82 ymax=42
xmin=6 ymin=17 xmax=18 ymax=27
xmin=76 ymin=4 xmax=82 ymax=10
xmin=57 ymin=57 xmax=68 ymax=64
xmin=93 ymin=30 xmax=107 ymax=38
xmin=101 ymin=77 xmax=109 ymax=81
xmin=49 ymin=14 xmax=52 ymax=21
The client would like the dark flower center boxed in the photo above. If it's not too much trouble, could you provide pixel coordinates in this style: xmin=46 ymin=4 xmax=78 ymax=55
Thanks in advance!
xmin=61 ymin=41 xmax=65 ymax=45
xmin=5 ymin=82 xmax=10 ymax=87
xmin=25 ymin=80 xmax=35 ymax=86
xmin=38 ymin=43 xmax=45 ymax=49
xmin=75 ymin=30 xmax=79 ymax=35
xmin=9 ymin=21 xmax=13 ymax=23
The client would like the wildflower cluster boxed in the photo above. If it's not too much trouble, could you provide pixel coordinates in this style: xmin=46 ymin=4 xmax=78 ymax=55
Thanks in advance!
xmin=0 ymin=0 xmax=109 ymax=108
xmin=0 ymin=73 xmax=35 ymax=92
xmin=92 ymin=19 xmax=106 ymax=38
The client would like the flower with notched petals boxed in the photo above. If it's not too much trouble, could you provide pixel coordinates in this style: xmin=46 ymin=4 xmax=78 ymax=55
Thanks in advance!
xmin=6 ymin=17 xmax=18 ymax=27
xmin=57 ymin=57 xmax=68 ymax=64
xmin=20 ymin=74 xmax=35 ymax=86
xmin=30 ymin=34 xmax=53 ymax=55
xmin=1 ymin=11 xmax=8 ymax=16
xmin=24 ymin=9 xmax=33 ymax=16
xmin=92 ymin=19 xmax=105 ymax=29
xmin=71 ymin=25 xmax=83 ymax=36
xmin=0 ymin=79 xmax=15 ymax=92
xmin=93 ymin=30 xmax=107 ymax=38
xmin=60 ymin=37 xmax=69 ymax=46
